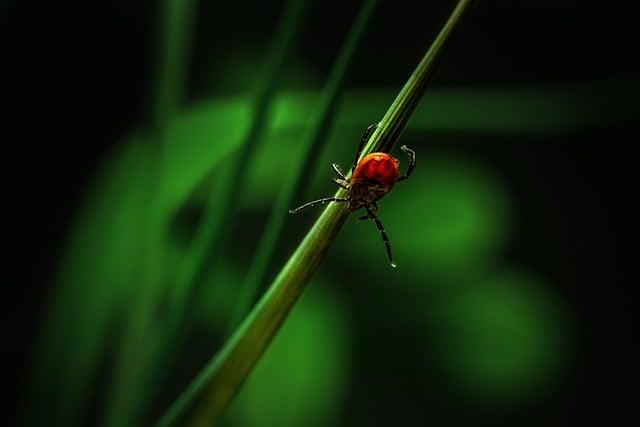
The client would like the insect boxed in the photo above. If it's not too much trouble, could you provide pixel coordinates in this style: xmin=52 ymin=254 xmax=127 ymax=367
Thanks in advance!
xmin=289 ymin=124 xmax=416 ymax=267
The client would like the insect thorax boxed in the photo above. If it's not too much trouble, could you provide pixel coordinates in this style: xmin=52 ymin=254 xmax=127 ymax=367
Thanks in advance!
xmin=348 ymin=179 xmax=390 ymax=211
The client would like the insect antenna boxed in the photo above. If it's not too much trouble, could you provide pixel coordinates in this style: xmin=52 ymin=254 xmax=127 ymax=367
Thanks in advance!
xmin=289 ymin=197 xmax=349 ymax=214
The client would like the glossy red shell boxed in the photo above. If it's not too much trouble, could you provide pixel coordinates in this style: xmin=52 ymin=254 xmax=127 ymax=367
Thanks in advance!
xmin=351 ymin=152 xmax=399 ymax=187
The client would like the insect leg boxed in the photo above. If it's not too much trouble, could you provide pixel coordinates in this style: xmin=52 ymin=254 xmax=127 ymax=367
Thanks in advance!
xmin=352 ymin=123 xmax=378 ymax=172
xmin=396 ymin=145 xmax=416 ymax=182
xmin=365 ymin=206 xmax=396 ymax=267
xmin=332 ymin=178 xmax=349 ymax=189
xmin=332 ymin=163 xmax=347 ymax=180
xmin=289 ymin=197 xmax=349 ymax=214
xmin=356 ymin=202 xmax=377 ymax=220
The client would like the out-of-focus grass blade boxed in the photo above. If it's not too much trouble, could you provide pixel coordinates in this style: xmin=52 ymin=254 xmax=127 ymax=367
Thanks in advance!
xmin=105 ymin=0 xmax=309 ymax=423
xmin=100 ymin=0 xmax=199 ymax=423
xmin=21 ymin=99 xmax=249 ymax=426
xmin=224 ymin=0 xmax=379 ymax=339
xmin=21 ymin=135 xmax=153 ymax=427
xmin=137 ymin=0 xmax=310 ymax=421
xmin=169 ymin=0 xmax=310 ymax=319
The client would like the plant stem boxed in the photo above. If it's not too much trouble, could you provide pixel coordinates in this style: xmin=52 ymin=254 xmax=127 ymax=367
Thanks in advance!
xmin=156 ymin=1 xmax=475 ymax=425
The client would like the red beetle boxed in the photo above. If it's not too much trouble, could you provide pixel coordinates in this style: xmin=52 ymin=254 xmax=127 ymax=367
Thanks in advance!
xmin=290 ymin=124 xmax=416 ymax=267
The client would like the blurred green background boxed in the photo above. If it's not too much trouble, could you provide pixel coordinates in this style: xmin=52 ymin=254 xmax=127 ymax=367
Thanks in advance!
xmin=4 ymin=0 xmax=637 ymax=426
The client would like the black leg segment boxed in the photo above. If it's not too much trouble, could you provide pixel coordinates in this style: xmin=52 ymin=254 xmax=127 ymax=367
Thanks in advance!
xmin=332 ymin=163 xmax=347 ymax=180
xmin=357 ymin=202 xmax=377 ymax=220
xmin=365 ymin=206 xmax=396 ymax=268
xmin=396 ymin=145 xmax=416 ymax=182
xmin=352 ymin=123 xmax=378 ymax=172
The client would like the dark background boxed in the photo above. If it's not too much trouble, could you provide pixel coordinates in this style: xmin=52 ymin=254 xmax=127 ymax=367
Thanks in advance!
xmin=4 ymin=0 xmax=637 ymax=425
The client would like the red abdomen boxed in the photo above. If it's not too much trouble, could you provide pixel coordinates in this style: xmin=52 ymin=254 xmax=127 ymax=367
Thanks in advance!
xmin=352 ymin=153 xmax=399 ymax=187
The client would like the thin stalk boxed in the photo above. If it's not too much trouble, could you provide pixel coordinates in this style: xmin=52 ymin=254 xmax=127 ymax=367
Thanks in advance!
xmin=225 ymin=0 xmax=379 ymax=337
xmin=148 ymin=0 xmax=309 ymax=418
xmin=156 ymin=0 xmax=475 ymax=425
xmin=168 ymin=0 xmax=309 ymax=332
xmin=101 ymin=0 xmax=198 ymax=425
